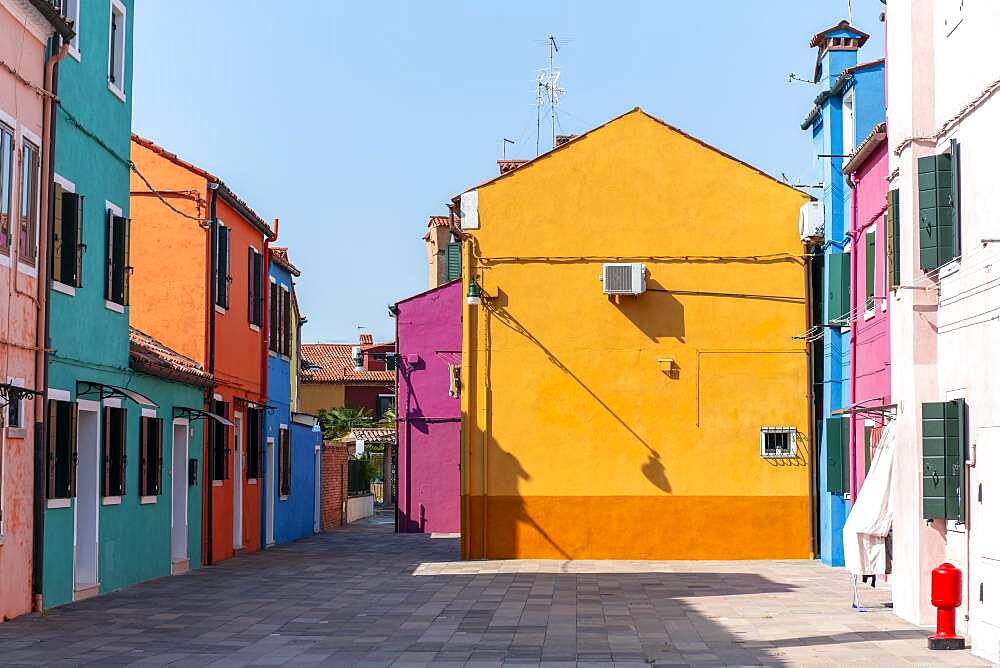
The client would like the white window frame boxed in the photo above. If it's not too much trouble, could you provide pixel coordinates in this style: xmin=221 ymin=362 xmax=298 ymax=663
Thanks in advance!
xmin=5 ymin=377 xmax=27 ymax=439
xmin=279 ymin=283 xmax=290 ymax=360
xmin=104 ymin=200 xmax=125 ymax=313
xmin=759 ymin=427 xmax=797 ymax=459
xmin=107 ymin=0 xmax=127 ymax=102
xmin=841 ymin=87 xmax=855 ymax=158
xmin=64 ymin=0 xmax=81 ymax=60
xmin=864 ymin=227 xmax=877 ymax=321
xmin=215 ymin=219 xmax=230 ymax=313
xmin=0 ymin=108 xmax=17 ymax=267
xmin=52 ymin=173 xmax=78 ymax=296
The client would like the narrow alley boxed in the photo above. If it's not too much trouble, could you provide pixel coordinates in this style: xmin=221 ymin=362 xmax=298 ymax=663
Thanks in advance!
xmin=0 ymin=513 xmax=986 ymax=666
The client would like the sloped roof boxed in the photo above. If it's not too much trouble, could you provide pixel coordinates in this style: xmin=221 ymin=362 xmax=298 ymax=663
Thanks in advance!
xmin=809 ymin=20 xmax=869 ymax=49
xmin=455 ymin=107 xmax=809 ymax=200
xmin=345 ymin=428 xmax=396 ymax=445
xmin=269 ymin=247 xmax=301 ymax=276
xmin=131 ymin=134 xmax=274 ymax=238
xmin=300 ymin=343 xmax=394 ymax=384
xmin=428 ymin=215 xmax=451 ymax=228
xmin=129 ymin=327 xmax=213 ymax=387
xmin=843 ymin=122 xmax=887 ymax=175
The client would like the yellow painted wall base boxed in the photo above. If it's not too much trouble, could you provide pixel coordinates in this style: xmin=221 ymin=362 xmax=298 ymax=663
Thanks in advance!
xmin=463 ymin=495 xmax=811 ymax=560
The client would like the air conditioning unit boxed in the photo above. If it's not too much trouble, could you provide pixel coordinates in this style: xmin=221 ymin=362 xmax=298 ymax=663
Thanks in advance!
xmin=601 ymin=263 xmax=646 ymax=295
xmin=799 ymin=201 xmax=824 ymax=241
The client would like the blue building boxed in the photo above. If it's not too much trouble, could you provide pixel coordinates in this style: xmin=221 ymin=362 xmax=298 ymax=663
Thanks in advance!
xmin=262 ymin=247 xmax=320 ymax=546
xmin=801 ymin=21 xmax=885 ymax=566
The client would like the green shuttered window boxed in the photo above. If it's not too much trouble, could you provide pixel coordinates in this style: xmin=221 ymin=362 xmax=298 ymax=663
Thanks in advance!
xmin=46 ymin=399 xmax=77 ymax=499
xmin=105 ymin=212 xmax=130 ymax=305
xmin=865 ymin=228 xmax=876 ymax=311
xmin=827 ymin=252 xmax=851 ymax=323
xmin=53 ymin=184 xmax=84 ymax=288
xmin=216 ymin=224 xmax=231 ymax=309
xmin=445 ymin=240 xmax=462 ymax=282
xmin=887 ymin=189 xmax=900 ymax=288
xmin=922 ymin=399 xmax=966 ymax=522
xmin=826 ymin=417 xmax=850 ymax=493
xmin=918 ymin=141 xmax=960 ymax=271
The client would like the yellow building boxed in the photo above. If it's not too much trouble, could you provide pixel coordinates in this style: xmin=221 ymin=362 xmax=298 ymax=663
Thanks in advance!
xmin=456 ymin=109 xmax=814 ymax=560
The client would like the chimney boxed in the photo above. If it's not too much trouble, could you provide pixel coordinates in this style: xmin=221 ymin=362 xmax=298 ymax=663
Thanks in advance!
xmin=425 ymin=215 xmax=452 ymax=288
xmin=359 ymin=333 xmax=374 ymax=346
xmin=555 ymin=134 xmax=576 ymax=147
xmin=497 ymin=159 xmax=528 ymax=175
xmin=808 ymin=20 xmax=868 ymax=82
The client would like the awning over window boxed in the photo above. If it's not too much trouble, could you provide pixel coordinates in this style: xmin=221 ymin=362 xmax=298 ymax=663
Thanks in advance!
xmin=76 ymin=381 xmax=157 ymax=407
xmin=0 ymin=382 xmax=42 ymax=408
xmin=172 ymin=406 xmax=235 ymax=428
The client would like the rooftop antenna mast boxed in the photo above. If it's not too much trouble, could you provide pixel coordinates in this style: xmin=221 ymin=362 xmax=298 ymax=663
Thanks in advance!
xmin=502 ymin=137 xmax=514 ymax=159
xmin=535 ymin=34 xmax=565 ymax=156
xmin=847 ymin=0 xmax=853 ymax=23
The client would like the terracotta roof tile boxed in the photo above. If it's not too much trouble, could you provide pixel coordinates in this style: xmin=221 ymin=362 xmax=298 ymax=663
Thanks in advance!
xmin=300 ymin=343 xmax=394 ymax=384
xmin=345 ymin=428 xmax=396 ymax=445
xmin=129 ymin=327 xmax=213 ymax=387
xmin=809 ymin=20 xmax=869 ymax=49
xmin=269 ymin=247 xmax=301 ymax=276
xmin=428 ymin=215 xmax=451 ymax=228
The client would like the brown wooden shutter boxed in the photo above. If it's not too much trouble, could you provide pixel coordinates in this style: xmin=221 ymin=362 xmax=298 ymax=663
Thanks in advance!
xmin=103 ymin=406 xmax=112 ymax=497
xmin=105 ymin=211 xmax=114 ymax=301
xmin=68 ymin=403 xmax=78 ymax=497
xmin=60 ymin=192 xmax=82 ymax=287
xmin=248 ymin=247 xmax=255 ymax=322
xmin=47 ymin=399 xmax=58 ymax=498
xmin=269 ymin=281 xmax=278 ymax=352
xmin=139 ymin=417 xmax=148 ymax=496
xmin=257 ymin=410 xmax=265 ymax=481
xmin=119 ymin=409 xmax=127 ymax=496
xmin=122 ymin=217 xmax=131 ymax=305
xmin=154 ymin=418 xmax=163 ymax=495
xmin=52 ymin=183 xmax=63 ymax=284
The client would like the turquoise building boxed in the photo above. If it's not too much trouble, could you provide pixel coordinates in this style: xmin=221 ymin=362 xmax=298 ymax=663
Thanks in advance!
xmin=40 ymin=0 xmax=210 ymax=607
xmin=800 ymin=21 xmax=885 ymax=566
xmin=262 ymin=247 xmax=320 ymax=546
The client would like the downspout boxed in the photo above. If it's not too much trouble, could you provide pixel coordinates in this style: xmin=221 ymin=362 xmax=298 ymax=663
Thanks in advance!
xmin=392 ymin=303 xmax=400 ymax=533
xmin=848 ymin=174 xmax=860 ymax=501
xmin=260 ymin=219 xmax=275 ymax=547
xmin=32 ymin=37 xmax=70 ymax=610
xmin=805 ymin=245 xmax=818 ymax=560
xmin=205 ymin=181 xmax=219 ymax=565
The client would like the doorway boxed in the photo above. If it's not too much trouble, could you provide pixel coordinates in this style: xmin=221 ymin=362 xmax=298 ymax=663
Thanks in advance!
xmin=265 ymin=436 xmax=275 ymax=545
xmin=313 ymin=445 xmax=321 ymax=533
xmin=171 ymin=421 xmax=189 ymax=565
xmin=74 ymin=403 xmax=100 ymax=590
xmin=233 ymin=412 xmax=243 ymax=550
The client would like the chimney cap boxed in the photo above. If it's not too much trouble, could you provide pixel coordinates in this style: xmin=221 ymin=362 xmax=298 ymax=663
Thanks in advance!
xmin=497 ymin=159 xmax=529 ymax=175
xmin=809 ymin=20 xmax=869 ymax=50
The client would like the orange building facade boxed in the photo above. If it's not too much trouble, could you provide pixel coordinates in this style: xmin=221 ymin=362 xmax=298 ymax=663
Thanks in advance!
xmin=129 ymin=135 xmax=272 ymax=564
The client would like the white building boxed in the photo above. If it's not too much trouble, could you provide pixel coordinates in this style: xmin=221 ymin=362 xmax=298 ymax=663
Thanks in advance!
xmin=887 ymin=0 xmax=1000 ymax=661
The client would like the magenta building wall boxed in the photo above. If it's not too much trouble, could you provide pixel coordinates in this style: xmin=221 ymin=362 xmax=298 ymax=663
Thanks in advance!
xmin=848 ymin=138 xmax=890 ymax=496
xmin=395 ymin=281 xmax=461 ymax=534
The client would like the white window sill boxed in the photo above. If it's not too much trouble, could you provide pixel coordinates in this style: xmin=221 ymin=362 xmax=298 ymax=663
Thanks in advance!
xmin=140 ymin=495 xmax=157 ymax=505
xmin=881 ymin=299 xmax=888 ymax=312
xmin=104 ymin=300 xmax=125 ymax=314
xmin=5 ymin=427 xmax=26 ymax=439
xmin=269 ymin=350 xmax=278 ymax=358
xmin=53 ymin=281 xmax=76 ymax=296
xmin=47 ymin=498 xmax=71 ymax=509
xmin=212 ymin=480 xmax=223 ymax=487
xmin=0 ymin=252 xmax=10 ymax=267
xmin=248 ymin=479 xmax=257 ymax=485
xmin=0 ymin=534 xmax=5 ymax=545
xmin=102 ymin=496 xmax=122 ymax=506
xmin=250 ymin=323 xmax=261 ymax=333
xmin=17 ymin=262 xmax=37 ymax=278
xmin=108 ymin=81 xmax=126 ymax=103
xmin=280 ymin=495 xmax=289 ymax=502
xmin=215 ymin=304 xmax=227 ymax=314
xmin=938 ymin=257 xmax=961 ymax=281
xmin=863 ymin=308 xmax=875 ymax=322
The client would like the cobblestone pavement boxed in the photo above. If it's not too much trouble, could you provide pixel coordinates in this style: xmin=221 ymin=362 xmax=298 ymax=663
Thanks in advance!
xmin=0 ymin=512 xmax=988 ymax=667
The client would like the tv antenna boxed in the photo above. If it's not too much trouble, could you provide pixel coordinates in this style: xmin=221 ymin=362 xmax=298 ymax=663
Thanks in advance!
xmin=502 ymin=137 xmax=515 ymax=159
xmin=535 ymin=34 xmax=566 ymax=156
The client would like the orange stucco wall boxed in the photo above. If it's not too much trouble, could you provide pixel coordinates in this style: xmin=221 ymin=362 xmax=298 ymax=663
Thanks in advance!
xmin=0 ymin=4 xmax=47 ymax=621
xmin=129 ymin=142 xmax=267 ymax=564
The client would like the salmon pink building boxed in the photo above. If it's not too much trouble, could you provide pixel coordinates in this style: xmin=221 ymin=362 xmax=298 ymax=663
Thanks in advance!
xmin=843 ymin=123 xmax=890 ymax=496
xmin=393 ymin=280 xmax=461 ymax=534
xmin=0 ymin=0 xmax=73 ymax=620
xmin=129 ymin=135 xmax=273 ymax=564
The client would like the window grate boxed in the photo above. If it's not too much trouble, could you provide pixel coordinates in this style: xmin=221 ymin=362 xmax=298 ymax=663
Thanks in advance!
xmin=760 ymin=427 xmax=797 ymax=459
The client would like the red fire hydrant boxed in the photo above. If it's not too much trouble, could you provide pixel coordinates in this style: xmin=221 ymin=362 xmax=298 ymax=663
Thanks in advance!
xmin=928 ymin=562 xmax=966 ymax=650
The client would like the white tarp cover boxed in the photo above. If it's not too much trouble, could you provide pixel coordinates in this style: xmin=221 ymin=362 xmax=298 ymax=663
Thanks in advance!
xmin=843 ymin=418 xmax=897 ymax=576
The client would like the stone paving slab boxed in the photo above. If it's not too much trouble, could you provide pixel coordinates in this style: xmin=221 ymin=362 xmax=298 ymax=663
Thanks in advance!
xmin=0 ymin=512 xmax=988 ymax=666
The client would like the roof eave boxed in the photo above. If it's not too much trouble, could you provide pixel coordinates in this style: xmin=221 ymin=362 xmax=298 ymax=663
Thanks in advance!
xmin=27 ymin=0 xmax=75 ymax=41
xmin=842 ymin=124 xmax=887 ymax=175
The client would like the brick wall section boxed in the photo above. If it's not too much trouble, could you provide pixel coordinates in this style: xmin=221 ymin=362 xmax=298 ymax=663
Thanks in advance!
xmin=321 ymin=442 xmax=350 ymax=531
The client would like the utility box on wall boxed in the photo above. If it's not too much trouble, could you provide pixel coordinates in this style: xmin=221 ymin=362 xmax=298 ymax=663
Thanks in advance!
xmin=601 ymin=263 xmax=646 ymax=295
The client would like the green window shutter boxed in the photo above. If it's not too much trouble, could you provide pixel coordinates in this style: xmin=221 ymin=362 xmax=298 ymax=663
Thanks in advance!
xmin=865 ymin=229 xmax=876 ymax=310
xmin=827 ymin=252 xmax=850 ymax=323
xmin=826 ymin=417 xmax=848 ymax=493
xmin=922 ymin=399 xmax=966 ymax=521
xmin=864 ymin=425 xmax=873 ymax=475
xmin=887 ymin=189 xmax=900 ymax=288
xmin=918 ymin=152 xmax=957 ymax=270
xmin=445 ymin=241 xmax=462 ymax=282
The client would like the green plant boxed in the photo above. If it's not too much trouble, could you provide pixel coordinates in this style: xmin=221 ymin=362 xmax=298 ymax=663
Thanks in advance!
xmin=318 ymin=406 xmax=373 ymax=441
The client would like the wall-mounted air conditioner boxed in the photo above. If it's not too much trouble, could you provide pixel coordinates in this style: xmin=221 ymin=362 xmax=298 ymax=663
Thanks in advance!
xmin=799 ymin=201 xmax=824 ymax=242
xmin=601 ymin=263 xmax=646 ymax=295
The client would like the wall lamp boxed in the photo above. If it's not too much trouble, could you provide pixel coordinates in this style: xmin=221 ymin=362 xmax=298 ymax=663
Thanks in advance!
xmin=466 ymin=281 xmax=482 ymax=306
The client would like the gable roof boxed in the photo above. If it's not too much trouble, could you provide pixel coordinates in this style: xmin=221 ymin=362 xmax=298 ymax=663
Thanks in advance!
xmin=342 ymin=427 xmax=396 ymax=445
xmin=800 ymin=59 xmax=885 ymax=130
xmin=131 ymin=134 xmax=274 ymax=239
xmin=269 ymin=247 xmax=301 ymax=277
xmin=300 ymin=343 xmax=394 ymax=384
xmin=809 ymin=20 xmax=869 ymax=49
xmin=455 ymin=107 xmax=809 ymax=201
xmin=129 ymin=327 xmax=213 ymax=388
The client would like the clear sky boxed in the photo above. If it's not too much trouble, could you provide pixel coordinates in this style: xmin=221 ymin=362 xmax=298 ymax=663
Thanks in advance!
xmin=131 ymin=1 xmax=886 ymax=344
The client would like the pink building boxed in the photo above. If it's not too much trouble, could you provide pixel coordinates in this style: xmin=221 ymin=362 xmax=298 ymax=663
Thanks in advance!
xmin=0 ymin=0 xmax=73 ymax=620
xmin=843 ymin=123 xmax=889 ymax=497
xmin=393 ymin=280 xmax=461 ymax=534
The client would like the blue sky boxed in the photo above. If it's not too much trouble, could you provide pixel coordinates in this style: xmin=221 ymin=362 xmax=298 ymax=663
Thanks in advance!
xmin=132 ymin=1 xmax=885 ymax=343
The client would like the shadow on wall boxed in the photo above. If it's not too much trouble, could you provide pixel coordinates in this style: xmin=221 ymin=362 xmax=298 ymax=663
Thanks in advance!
xmin=613 ymin=280 xmax=685 ymax=342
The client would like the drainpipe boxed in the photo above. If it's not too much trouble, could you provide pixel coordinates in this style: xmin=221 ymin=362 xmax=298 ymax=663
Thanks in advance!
xmin=805 ymin=246 xmax=818 ymax=560
xmin=259 ymin=219 xmax=275 ymax=546
xmin=205 ymin=181 xmax=219 ymax=565
xmin=32 ymin=36 xmax=70 ymax=610
xmin=391 ymin=302 xmax=400 ymax=533
xmin=848 ymin=174 xmax=860 ymax=501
